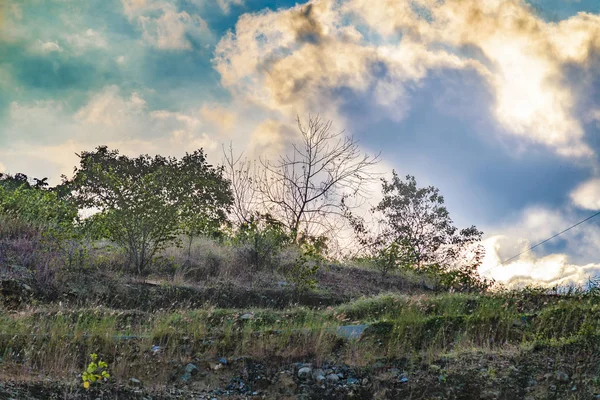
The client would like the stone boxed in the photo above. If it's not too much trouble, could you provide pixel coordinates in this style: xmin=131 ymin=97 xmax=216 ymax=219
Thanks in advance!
xmin=129 ymin=378 xmax=142 ymax=387
xmin=185 ymin=363 xmax=198 ymax=374
xmin=347 ymin=378 xmax=359 ymax=385
xmin=327 ymin=374 xmax=340 ymax=383
xmin=298 ymin=367 xmax=312 ymax=380
xmin=399 ymin=376 xmax=409 ymax=383
xmin=336 ymin=324 xmax=369 ymax=340
xmin=555 ymin=371 xmax=569 ymax=383
xmin=240 ymin=313 xmax=254 ymax=320
xmin=312 ymin=369 xmax=324 ymax=380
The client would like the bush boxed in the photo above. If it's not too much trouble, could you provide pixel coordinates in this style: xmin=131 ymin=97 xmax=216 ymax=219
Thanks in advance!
xmin=229 ymin=214 xmax=292 ymax=273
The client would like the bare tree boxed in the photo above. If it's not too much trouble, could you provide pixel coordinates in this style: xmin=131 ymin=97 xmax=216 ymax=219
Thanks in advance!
xmin=222 ymin=143 xmax=259 ymax=225
xmin=258 ymin=115 xmax=379 ymax=243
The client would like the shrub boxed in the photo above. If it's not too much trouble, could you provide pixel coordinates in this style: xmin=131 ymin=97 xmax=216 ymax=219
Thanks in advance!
xmin=230 ymin=214 xmax=292 ymax=273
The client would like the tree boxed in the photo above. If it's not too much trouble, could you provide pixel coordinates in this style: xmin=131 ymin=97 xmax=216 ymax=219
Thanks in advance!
xmin=64 ymin=146 xmax=232 ymax=275
xmin=0 ymin=172 xmax=33 ymax=191
xmin=349 ymin=172 xmax=486 ymax=288
xmin=222 ymin=143 xmax=259 ymax=226
xmin=258 ymin=115 xmax=379 ymax=244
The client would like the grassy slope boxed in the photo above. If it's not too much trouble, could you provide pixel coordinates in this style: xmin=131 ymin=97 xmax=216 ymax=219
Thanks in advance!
xmin=2 ymin=290 xmax=600 ymax=398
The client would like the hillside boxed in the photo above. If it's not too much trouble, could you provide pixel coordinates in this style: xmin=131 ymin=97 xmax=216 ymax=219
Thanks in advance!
xmin=2 ymin=263 xmax=600 ymax=399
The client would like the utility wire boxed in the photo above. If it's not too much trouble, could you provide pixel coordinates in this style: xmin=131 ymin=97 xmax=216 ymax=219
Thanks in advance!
xmin=497 ymin=209 xmax=600 ymax=267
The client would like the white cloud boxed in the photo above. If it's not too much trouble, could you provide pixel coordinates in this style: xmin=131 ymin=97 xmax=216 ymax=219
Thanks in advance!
xmin=39 ymin=41 xmax=62 ymax=53
xmin=200 ymin=105 xmax=238 ymax=133
xmin=571 ymin=178 xmax=600 ymax=210
xmin=65 ymin=29 xmax=108 ymax=50
xmin=122 ymin=0 xmax=210 ymax=50
xmin=481 ymin=235 xmax=600 ymax=288
xmin=480 ymin=206 xmax=600 ymax=287
xmin=217 ymin=0 xmax=244 ymax=14
xmin=76 ymin=85 xmax=147 ymax=127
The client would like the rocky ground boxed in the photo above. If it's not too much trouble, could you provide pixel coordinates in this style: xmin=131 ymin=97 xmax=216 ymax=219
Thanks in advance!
xmin=3 ymin=268 xmax=600 ymax=399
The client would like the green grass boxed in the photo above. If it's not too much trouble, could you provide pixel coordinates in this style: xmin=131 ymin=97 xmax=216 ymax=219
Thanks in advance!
xmin=3 ymin=291 xmax=600 ymax=386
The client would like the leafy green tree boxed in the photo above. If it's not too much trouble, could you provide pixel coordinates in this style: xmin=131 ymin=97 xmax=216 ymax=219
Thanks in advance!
xmin=0 ymin=173 xmax=83 ymax=276
xmin=349 ymin=172 xmax=486 ymax=289
xmin=64 ymin=146 xmax=232 ymax=275
xmin=0 ymin=176 xmax=78 ymax=230
xmin=0 ymin=172 xmax=31 ymax=191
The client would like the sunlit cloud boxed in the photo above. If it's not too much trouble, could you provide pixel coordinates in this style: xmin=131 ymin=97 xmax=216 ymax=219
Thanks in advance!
xmin=215 ymin=0 xmax=600 ymax=157
xmin=480 ymin=204 xmax=600 ymax=287
xmin=481 ymin=235 xmax=600 ymax=288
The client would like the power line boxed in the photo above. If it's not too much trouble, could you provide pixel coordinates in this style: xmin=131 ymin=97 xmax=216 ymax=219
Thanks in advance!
xmin=497 ymin=209 xmax=600 ymax=267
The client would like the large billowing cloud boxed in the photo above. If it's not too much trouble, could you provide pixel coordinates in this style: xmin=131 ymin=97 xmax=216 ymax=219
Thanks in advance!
xmin=214 ymin=0 xmax=600 ymax=158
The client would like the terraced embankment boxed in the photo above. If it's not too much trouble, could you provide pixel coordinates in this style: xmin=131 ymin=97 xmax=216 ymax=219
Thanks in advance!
xmin=2 ymin=290 xmax=600 ymax=399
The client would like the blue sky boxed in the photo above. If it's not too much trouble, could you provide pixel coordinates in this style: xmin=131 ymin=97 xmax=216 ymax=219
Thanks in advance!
xmin=2 ymin=0 xmax=600 ymax=286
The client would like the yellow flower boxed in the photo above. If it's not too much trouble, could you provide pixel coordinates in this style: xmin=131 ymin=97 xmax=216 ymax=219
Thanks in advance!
xmin=83 ymin=381 xmax=90 ymax=390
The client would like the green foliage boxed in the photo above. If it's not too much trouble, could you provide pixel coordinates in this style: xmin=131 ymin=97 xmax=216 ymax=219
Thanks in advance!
xmin=0 ymin=176 xmax=87 ymax=275
xmin=287 ymin=238 xmax=327 ymax=291
xmin=0 ymin=184 xmax=78 ymax=231
xmin=64 ymin=146 xmax=233 ymax=275
xmin=230 ymin=213 xmax=292 ymax=272
xmin=374 ymin=241 xmax=418 ymax=276
xmin=81 ymin=353 xmax=110 ymax=389
xmin=423 ymin=263 xmax=493 ymax=293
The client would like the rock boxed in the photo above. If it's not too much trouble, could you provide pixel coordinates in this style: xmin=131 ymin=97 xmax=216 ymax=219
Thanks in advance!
xmin=240 ymin=313 xmax=254 ymax=320
xmin=555 ymin=371 xmax=569 ymax=383
xmin=181 ymin=363 xmax=199 ymax=382
xmin=336 ymin=324 xmax=369 ymax=339
xmin=298 ymin=367 xmax=312 ymax=380
xmin=316 ymin=374 xmax=326 ymax=384
xmin=326 ymin=374 xmax=340 ymax=383
xmin=129 ymin=378 xmax=142 ymax=387
xmin=218 ymin=357 xmax=228 ymax=365
xmin=312 ymin=369 xmax=324 ymax=380
xmin=185 ymin=363 xmax=199 ymax=374
xmin=399 ymin=376 xmax=409 ymax=383
xmin=347 ymin=378 xmax=359 ymax=385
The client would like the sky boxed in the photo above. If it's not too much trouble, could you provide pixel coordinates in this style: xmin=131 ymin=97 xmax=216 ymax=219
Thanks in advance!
xmin=2 ymin=0 xmax=600 ymax=287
